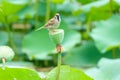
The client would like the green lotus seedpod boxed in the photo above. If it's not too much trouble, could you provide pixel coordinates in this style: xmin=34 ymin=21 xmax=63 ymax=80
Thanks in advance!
xmin=0 ymin=46 xmax=15 ymax=62
xmin=49 ymin=29 xmax=64 ymax=45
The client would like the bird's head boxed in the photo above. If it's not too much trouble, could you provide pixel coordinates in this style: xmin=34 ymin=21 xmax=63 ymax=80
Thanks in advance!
xmin=54 ymin=13 xmax=61 ymax=22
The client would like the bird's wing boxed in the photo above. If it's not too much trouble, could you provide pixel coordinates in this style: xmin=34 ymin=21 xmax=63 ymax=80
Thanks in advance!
xmin=44 ymin=18 xmax=55 ymax=28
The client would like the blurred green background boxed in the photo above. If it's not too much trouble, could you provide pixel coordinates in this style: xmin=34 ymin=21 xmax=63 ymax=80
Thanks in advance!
xmin=0 ymin=0 xmax=120 ymax=72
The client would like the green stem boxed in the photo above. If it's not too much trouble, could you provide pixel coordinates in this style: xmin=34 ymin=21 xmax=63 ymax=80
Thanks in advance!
xmin=86 ymin=15 xmax=91 ymax=34
xmin=4 ymin=16 xmax=18 ymax=54
xmin=44 ymin=60 xmax=48 ymax=66
xmin=2 ymin=58 xmax=6 ymax=70
xmin=34 ymin=0 xmax=39 ymax=28
xmin=112 ymin=48 xmax=117 ymax=58
xmin=45 ymin=0 xmax=50 ymax=22
xmin=56 ymin=53 xmax=61 ymax=80
xmin=109 ymin=0 xmax=113 ymax=15
xmin=86 ymin=15 xmax=91 ymax=39
xmin=53 ymin=54 xmax=57 ymax=66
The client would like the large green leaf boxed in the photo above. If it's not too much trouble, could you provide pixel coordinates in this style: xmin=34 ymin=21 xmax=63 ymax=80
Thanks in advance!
xmin=22 ymin=29 xmax=54 ymax=60
xmin=46 ymin=65 xmax=93 ymax=80
xmin=63 ymin=41 xmax=120 ymax=67
xmin=38 ymin=2 xmax=46 ymax=16
xmin=74 ymin=0 xmax=120 ymax=21
xmin=57 ymin=0 xmax=80 ymax=13
xmin=62 ymin=30 xmax=80 ymax=51
xmin=0 ymin=67 xmax=41 ymax=80
xmin=90 ymin=15 xmax=120 ymax=53
xmin=0 ymin=0 xmax=30 ymax=23
xmin=81 ymin=0 xmax=110 ymax=12
xmin=51 ymin=0 xmax=65 ymax=4
xmin=86 ymin=58 xmax=120 ymax=80
xmin=22 ymin=21 xmax=81 ymax=60
xmin=0 ymin=0 xmax=30 ymax=16
xmin=86 ymin=0 xmax=119 ymax=21
xmin=76 ymin=0 xmax=97 ymax=5
xmin=17 ymin=4 xmax=36 ymax=19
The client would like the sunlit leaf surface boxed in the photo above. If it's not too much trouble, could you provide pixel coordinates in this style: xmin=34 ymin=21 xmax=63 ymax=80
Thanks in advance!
xmin=46 ymin=65 xmax=93 ymax=80
xmin=86 ymin=58 xmax=120 ymax=80
xmin=90 ymin=15 xmax=120 ymax=53
xmin=0 ymin=67 xmax=41 ymax=80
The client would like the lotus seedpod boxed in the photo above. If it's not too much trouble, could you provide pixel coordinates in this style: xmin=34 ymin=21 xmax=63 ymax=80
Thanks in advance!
xmin=49 ymin=29 xmax=64 ymax=45
xmin=0 ymin=46 xmax=15 ymax=62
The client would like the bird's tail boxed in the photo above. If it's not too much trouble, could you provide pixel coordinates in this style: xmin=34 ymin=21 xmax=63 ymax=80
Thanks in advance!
xmin=35 ymin=26 xmax=44 ymax=31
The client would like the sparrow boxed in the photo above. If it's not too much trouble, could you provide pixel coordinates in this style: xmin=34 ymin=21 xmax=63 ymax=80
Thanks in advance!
xmin=35 ymin=13 xmax=61 ymax=31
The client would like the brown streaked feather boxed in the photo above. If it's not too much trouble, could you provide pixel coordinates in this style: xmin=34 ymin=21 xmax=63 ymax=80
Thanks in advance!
xmin=44 ymin=18 xmax=55 ymax=27
xmin=50 ymin=18 xmax=55 ymax=22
